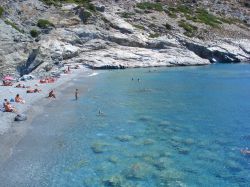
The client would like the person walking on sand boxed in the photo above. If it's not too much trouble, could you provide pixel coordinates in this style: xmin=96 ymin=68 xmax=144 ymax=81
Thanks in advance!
xmin=75 ymin=89 xmax=79 ymax=100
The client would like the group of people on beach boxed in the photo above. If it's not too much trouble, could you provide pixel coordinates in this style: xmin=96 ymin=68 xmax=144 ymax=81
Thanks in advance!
xmin=2 ymin=94 xmax=26 ymax=113
xmin=2 ymin=87 xmax=79 ymax=114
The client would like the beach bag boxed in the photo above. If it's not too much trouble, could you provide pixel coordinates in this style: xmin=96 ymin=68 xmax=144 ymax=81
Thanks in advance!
xmin=14 ymin=114 xmax=27 ymax=121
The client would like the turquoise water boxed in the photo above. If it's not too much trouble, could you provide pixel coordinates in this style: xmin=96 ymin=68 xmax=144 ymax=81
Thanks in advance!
xmin=1 ymin=64 xmax=250 ymax=187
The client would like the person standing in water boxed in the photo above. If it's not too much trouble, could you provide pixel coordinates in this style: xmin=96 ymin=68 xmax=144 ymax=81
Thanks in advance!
xmin=75 ymin=89 xmax=79 ymax=100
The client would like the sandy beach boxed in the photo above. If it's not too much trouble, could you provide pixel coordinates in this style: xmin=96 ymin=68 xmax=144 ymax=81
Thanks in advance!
xmin=0 ymin=66 xmax=93 ymax=164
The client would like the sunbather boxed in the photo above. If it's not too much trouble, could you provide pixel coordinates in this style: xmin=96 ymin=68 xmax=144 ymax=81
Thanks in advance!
xmin=15 ymin=94 xmax=25 ymax=104
xmin=40 ymin=77 xmax=55 ymax=84
xmin=4 ymin=101 xmax=17 ymax=113
xmin=27 ymin=88 xmax=41 ymax=93
xmin=2 ymin=80 xmax=13 ymax=86
xmin=16 ymin=83 xmax=26 ymax=88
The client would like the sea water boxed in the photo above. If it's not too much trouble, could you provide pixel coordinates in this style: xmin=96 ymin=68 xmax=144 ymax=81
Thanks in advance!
xmin=0 ymin=64 xmax=250 ymax=187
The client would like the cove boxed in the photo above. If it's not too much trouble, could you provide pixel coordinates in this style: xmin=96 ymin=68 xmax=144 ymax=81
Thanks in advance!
xmin=0 ymin=63 xmax=250 ymax=187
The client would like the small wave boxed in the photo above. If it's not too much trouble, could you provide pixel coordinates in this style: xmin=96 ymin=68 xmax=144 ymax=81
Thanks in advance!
xmin=87 ymin=72 xmax=99 ymax=77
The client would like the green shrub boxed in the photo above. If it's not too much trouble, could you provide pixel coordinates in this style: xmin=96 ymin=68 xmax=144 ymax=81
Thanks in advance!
xmin=178 ymin=20 xmax=197 ymax=37
xmin=136 ymin=2 xmax=163 ymax=12
xmin=176 ymin=5 xmax=192 ymax=14
xmin=165 ymin=9 xmax=177 ymax=18
xmin=120 ymin=12 xmax=135 ymax=18
xmin=133 ymin=24 xmax=145 ymax=30
xmin=0 ymin=6 xmax=4 ymax=18
xmin=30 ymin=29 xmax=39 ymax=37
xmin=149 ymin=33 xmax=160 ymax=38
xmin=86 ymin=2 xmax=96 ymax=12
xmin=165 ymin=23 xmax=172 ymax=30
xmin=37 ymin=19 xmax=54 ymax=29
xmin=195 ymin=8 xmax=222 ymax=27
xmin=42 ymin=0 xmax=95 ymax=11
xmin=4 ymin=20 xmax=23 ymax=33
xmin=82 ymin=11 xmax=92 ymax=23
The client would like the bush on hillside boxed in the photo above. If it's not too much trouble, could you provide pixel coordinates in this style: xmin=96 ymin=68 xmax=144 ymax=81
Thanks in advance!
xmin=37 ymin=19 xmax=54 ymax=29
xmin=133 ymin=24 xmax=145 ymax=30
xmin=120 ymin=12 xmax=135 ymax=18
xmin=165 ymin=23 xmax=172 ymax=30
xmin=0 ymin=6 xmax=4 ymax=17
xmin=178 ymin=20 xmax=198 ymax=37
xmin=136 ymin=2 xmax=163 ymax=12
xmin=30 ymin=29 xmax=39 ymax=37
xmin=4 ymin=20 xmax=23 ymax=33
xmin=42 ymin=0 xmax=96 ymax=11
xmin=149 ymin=33 xmax=160 ymax=38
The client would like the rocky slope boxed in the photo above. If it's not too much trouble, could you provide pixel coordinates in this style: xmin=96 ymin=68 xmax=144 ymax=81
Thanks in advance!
xmin=0 ymin=0 xmax=249 ymax=77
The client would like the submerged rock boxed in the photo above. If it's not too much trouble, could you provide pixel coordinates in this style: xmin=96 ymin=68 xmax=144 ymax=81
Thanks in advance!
xmin=103 ymin=175 xmax=124 ymax=187
xmin=142 ymin=138 xmax=155 ymax=145
xmin=158 ymin=169 xmax=184 ymax=183
xmin=153 ymin=157 xmax=172 ymax=170
xmin=138 ymin=115 xmax=154 ymax=122
xmin=116 ymin=135 xmax=134 ymax=142
xmin=159 ymin=120 xmax=171 ymax=126
xmin=225 ymin=160 xmax=242 ymax=172
xmin=123 ymin=162 xmax=154 ymax=180
xmin=108 ymin=156 xmax=119 ymax=164
xmin=91 ymin=142 xmax=109 ymax=153
xmin=177 ymin=147 xmax=190 ymax=155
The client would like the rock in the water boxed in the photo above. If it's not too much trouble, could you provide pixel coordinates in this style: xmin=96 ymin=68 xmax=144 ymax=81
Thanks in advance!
xmin=116 ymin=135 xmax=134 ymax=142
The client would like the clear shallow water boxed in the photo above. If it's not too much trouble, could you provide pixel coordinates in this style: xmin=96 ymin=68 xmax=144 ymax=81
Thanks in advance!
xmin=1 ymin=64 xmax=250 ymax=187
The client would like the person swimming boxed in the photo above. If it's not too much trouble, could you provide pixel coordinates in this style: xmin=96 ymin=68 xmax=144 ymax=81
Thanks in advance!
xmin=97 ymin=110 xmax=105 ymax=116
xmin=241 ymin=149 xmax=250 ymax=155
xmin=75 ymin=89 xmax=78 ymax=100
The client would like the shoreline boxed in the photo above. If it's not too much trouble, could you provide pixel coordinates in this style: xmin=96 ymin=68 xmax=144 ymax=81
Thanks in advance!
xmin=0 ymin=62 xmax=249 ymax=165
xmin=0 ymin=67 xmax=94 ymax=165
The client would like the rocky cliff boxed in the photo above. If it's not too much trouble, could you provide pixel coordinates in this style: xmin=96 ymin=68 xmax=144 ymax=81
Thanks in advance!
xmin=0 ymin=0 xmax=249 ymax=77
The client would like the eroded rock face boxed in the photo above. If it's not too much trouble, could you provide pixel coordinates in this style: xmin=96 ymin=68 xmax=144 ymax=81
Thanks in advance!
xmin=180 ymin=37 xmax=250 ymax=63
xmin=0 ymin=0 xmax=249 ymax=77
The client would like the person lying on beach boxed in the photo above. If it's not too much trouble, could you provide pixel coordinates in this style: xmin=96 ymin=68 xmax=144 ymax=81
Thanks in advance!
xmin=16 ymin=83 xmax=25 ymax=88
xmin=48 ymin=90 xmax=56 ymax=98
xmin=241 ymin=149 xmax=250 ymax=155
xmin=15 ymin=94 xmax=25 ymax=104
xmin=2 ymin=80 xmax=13 ymax=86
xmin=4 ymin=101 xmax=17 ymax=113
xmin=40 ymin=77 xmax=55 ymax=84
xmin=27 ymin=88 xmax=41 ymax=93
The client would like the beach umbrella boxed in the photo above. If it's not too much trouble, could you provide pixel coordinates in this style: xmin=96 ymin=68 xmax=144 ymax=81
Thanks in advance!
xmin=2 ymin=75 xmax=14 ymax=81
